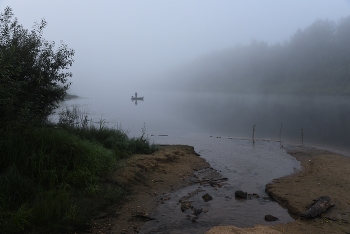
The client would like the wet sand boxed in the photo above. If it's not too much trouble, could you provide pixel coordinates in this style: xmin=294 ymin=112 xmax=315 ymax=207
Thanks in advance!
xmin=83 ymin=145 xmax=210 ymax=233
xmin=84 ymin=144 xmax=350 ymax=234
xmin=206 ymin=145 xmax=350 ymax=234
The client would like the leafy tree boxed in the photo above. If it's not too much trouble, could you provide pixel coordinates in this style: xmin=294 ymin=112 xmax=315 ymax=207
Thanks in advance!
xmin=0 ymin=7 xmax=74 ymax=125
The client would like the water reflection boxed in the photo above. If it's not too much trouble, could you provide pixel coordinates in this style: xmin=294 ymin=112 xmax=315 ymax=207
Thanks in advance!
xmin=131 ymin=92 xmax=144 ymax=105
xmin=61 ymin=91 xmax=350 ymax=151
xmin=172 ymin=93 xmax=350 ymax=151
xmin=131 ymin=98 xmax=144 ymax=105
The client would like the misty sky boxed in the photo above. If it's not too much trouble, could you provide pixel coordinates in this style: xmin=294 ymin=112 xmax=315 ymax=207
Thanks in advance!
xmin=1 ymin=1 xmax=350 ymax=95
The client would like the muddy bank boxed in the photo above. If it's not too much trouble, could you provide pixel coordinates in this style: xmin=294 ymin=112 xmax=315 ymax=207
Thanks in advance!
xmin=83 ymin=144 xmax=350 ymax=234
xmin=82 ymin=145 xmax=210 ymax=233
xmin=206 ymin=146 xmax=350 ymax=234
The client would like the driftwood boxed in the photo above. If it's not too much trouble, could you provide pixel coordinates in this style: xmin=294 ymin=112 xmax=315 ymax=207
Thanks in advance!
xmin=300 ymin=196 xmax=334 ymax=218
xmin=131 ymin=214 xmax=156 ymax=221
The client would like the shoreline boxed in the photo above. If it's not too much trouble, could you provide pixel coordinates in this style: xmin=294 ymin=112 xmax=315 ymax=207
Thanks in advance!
xmin=267 ymin=145 xmax=350 ymax=233
xmin=207 ymin=145 xmax=350 ymax=234
xmin=83 ymin=144 xmax=350 ymax=234
xmin=82 ymin=145 xmax=210 ymax=233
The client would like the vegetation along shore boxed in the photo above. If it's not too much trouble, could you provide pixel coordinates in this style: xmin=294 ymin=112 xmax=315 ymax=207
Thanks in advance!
xmin=0 ymin=7 xmax=155 ymax=233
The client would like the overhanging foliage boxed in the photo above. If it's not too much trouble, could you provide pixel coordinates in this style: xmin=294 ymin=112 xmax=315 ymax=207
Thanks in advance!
xmin=0 ymin=7 xmax=74 ymax=124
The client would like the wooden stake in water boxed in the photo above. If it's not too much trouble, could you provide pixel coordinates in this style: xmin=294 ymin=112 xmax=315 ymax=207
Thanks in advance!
xmin=301 ymin=128 xmax=304 ymax=145
xmin=279 ymin=123 xmax=283 ymax=147
xmin=252 ymin=124 xmax=256 ymax=144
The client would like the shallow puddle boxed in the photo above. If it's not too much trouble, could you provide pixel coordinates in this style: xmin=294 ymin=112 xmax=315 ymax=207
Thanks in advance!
xmin=142 ymin=134 xmax=300 ymax=233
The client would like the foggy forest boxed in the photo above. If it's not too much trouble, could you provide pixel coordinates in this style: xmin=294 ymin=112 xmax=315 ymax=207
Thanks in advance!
xmin=163 ymin=16 xmax=350 ymax=95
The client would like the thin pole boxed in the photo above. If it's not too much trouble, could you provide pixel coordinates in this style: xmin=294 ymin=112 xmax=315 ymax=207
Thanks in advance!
xmin=279 ymin=123 xmax=283 ymax=147
xmin=301 ymin=128 xmax=304 ymax=145
xmin=252 ymin=124 xmax=256 ymax=144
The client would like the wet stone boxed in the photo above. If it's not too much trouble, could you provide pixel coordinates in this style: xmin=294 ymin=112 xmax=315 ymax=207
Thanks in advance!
xmin=193 ymin=208 xmax=203 ymax=216
xmin=180 ymin=201 xmax=193 ymax=212
xmin=202 ymin=193 xmax=213 ymax=202
xmin=235 ymin=190 xmax=247 ymax=199
xmin=265 ymin=214 xmax=278 ymax=221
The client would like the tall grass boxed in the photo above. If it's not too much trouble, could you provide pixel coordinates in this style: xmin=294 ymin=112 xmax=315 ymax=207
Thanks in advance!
xmin=0 ymin=105 xmax=158 ymax=233
xmin=56 ymin=104 xmax=158 ymax=157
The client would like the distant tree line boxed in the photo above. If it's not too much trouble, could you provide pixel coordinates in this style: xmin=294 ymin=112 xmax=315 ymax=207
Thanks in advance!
xmin=168 ymin=16 xmax=350 ymax=95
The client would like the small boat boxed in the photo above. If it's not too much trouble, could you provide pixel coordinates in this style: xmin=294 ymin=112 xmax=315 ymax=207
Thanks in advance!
xmin=131 ymin=92 xmax=144 ymax=100
xmin=131 ymin=96 xmax=144 ymax=100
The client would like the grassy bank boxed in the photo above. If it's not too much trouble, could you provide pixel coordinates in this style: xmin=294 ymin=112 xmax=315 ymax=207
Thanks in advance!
xmin=0 ymin=117 xmax=158 ymax=233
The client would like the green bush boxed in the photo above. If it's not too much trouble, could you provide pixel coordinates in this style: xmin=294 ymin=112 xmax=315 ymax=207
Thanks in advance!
xmin=0 ymin=7 xmax=74 ymax=124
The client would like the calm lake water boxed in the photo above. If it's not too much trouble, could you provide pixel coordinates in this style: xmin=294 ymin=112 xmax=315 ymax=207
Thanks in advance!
xmin=61 ymin=91 xmax=349 ymax=231
xmin=62 ymin=91 xmax=350 ymax=152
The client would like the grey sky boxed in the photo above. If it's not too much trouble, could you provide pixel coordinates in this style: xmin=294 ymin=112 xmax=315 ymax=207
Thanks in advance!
xmin=1 ymin=1 xmax=349 ymax=94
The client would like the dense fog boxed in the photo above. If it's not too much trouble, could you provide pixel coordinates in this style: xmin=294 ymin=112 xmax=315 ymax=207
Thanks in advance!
xmin=0 ymin=1 xmax=349 ymax=96
xmin=161 ymin=16 xmax=350 ymax=95
xmin=1 ymin=1 xmax=350 ymax=149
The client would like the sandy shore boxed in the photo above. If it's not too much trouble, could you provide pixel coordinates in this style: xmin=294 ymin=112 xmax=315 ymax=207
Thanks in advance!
xmin=206 ymin=145 xmax=350 ymax=234
xmin=83 ymin=144 xmax=350 ymax=234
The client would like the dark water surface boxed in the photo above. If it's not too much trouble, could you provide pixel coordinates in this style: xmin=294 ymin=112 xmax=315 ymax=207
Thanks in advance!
xmin=61 ymin=91 xmax=349 ymax=232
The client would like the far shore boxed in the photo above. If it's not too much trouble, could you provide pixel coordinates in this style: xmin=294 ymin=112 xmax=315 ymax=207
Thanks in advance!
xmin=64 ymin=93 xmax=79 ymax=100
